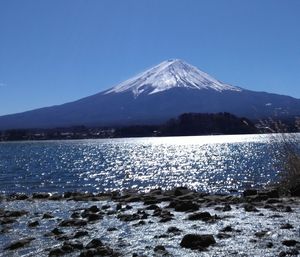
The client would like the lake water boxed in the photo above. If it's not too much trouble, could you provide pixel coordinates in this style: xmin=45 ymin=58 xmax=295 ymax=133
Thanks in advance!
xmin=0 ymin=134 xmax=286 ymax=194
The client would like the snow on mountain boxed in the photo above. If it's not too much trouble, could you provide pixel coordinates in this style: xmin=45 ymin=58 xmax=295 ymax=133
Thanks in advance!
xmin=105 ymin=59 xmax=242 ymax=96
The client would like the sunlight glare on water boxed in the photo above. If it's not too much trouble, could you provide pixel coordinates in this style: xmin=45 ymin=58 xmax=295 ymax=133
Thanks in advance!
xmin=0 ymin=134 xmax=281 ymax=194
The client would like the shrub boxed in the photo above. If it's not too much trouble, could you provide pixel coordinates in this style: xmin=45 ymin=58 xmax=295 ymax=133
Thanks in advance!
xmin=261 ymin=118 xmax=300 ymax=195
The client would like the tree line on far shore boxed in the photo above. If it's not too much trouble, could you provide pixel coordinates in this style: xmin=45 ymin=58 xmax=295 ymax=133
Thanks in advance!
xmin=0 ymin=112 xmax=297 ymax=141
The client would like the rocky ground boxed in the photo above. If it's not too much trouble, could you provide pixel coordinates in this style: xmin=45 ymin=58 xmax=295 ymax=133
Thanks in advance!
xmin=0 ymin=187 xmax=300 ymax=257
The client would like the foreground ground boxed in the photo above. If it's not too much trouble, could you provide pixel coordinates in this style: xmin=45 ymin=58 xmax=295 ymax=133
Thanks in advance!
xmin=0 ymin=188 xmax=300 ymax=257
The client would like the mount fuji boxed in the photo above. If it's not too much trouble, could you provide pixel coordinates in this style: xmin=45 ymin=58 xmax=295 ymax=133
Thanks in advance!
xmin=0 ymin=59 xmax=300 ymax=129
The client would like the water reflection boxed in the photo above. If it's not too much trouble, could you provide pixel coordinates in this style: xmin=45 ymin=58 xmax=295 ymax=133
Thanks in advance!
xmin=0 ymin=134 xmax=282 ymax=194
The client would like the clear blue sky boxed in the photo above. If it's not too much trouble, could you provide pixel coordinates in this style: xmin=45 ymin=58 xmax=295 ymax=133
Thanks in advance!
xmin=0 ymin=0 xmax=300 ymax=115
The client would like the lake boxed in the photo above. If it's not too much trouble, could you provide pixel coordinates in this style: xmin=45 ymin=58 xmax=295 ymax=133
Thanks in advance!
xmin=0 ymin=134 xmax=285 ymax=194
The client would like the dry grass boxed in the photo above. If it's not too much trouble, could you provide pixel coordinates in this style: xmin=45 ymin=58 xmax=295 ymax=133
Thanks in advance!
xmin=276 ymin=134 xmax=300 ymax=194
xmin=261 ymin=118 xmax=300 ymax=195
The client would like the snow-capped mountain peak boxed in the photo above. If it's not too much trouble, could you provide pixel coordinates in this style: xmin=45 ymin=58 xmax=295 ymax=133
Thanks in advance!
xmin=105 ymin=59 xmax=242 ymax=96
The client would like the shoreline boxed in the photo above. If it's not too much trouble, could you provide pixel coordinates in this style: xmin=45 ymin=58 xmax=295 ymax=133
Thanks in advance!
xmin=1 ymin=187 xmax=300 ymax=256
xmin=0 ymin=132 xmax=263 ymax=143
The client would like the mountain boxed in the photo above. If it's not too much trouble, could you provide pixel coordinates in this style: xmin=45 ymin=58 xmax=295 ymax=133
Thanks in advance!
xmin=0 ymin=59 xmax=300 ymax=130
xmin=104 ymin=59 xmax=241 ymax=95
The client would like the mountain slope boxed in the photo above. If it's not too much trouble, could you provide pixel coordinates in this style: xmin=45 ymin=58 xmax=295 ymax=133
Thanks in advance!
xmin=104 ymin=59 xmax=241 ymax=96
xmin=0 ymin=59 xmax=300 ymax=129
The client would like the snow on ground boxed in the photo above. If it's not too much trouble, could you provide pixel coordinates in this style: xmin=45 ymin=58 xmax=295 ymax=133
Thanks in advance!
xmin=1 ymin=194 xmax=299 ymax=257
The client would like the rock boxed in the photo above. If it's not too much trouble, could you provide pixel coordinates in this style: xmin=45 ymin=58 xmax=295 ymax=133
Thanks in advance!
xmin=248 ymin=194 xmax=269 ymax=202
xmin=32 ymin=192 xmax=50 ymax=199
xmin=221 ymin=226 xmax=233 ymax=232
xmin=61 ymin=244 xmax=73 ymax=253
xmin=265 ymin=198 xmax=281 ymax=204
xmin=74 ymin=230 xmax=88 ymax=238
xmin=146 ymin=204 xmax=160 ymax=210
xmin=154 ymin=234 xmax=169 ymax=239
xmin=106 ymin=210 xmax=116 ymax=215
xmin=188 ymin=212 xmax=212 ymax=221
xmin=9 ymin=193 xmax=29 ymax=200
xmin=59 ymin=219 xmax=87 ymax=227
xmin=153 ymin=245 xmax=169 ymax=255
xmin=71 ymin=212 xmax=81 ymax=219
xmin=63 ymin=192 xmax=73 ymax=198
xmin=28 ymin=220 xmax=39 ymax=227
xmin=51 ymin=228 xmax=64 ymax=235
xmin=177 ymin=192 xmax=197 ymax=201
xmin=133 ymin=220 xmax=146 ymax=226
xmin=56 ymin=235 xmax=73 ymax=241
xmin=279 ymin=251 xmax=287 ymax=257
xmin=155 ymin=209 xmax=173 ymax=222
xmin=287 ymin=249 xmax=299 ymax=255
xmin=169 ymin=200 xmax=199 ymax=212
xmin=3 ymin=210 xmax=28 ymax=218
xmin=72 ymin=193 xmax=94 ymax=201
xmin=42 ymin=213 xmax=54 ymax=219
xmin=264 ymin=204 xmax=278 ymax=211
xmin=157 ymin=196 xmax=173 ymax=202
xmin=0 ymin=217 xmax=16 ymax=225
xmin=280 ymin=223 xmax=293 ymax=229
xmin=154 ymin=245 xmax=166 ymax=252
xmin=118 ymin=213 xmax=140 ymax=222
xmin=255 ymin=231 xmax=267 ymax=238
xmin=206 ymin=202 xmax=216 ymax=207
xmin=107 ymin=227 xmax=117 ymax=232
xmin=243 ymin=203 xmax=258 ymax=212
xmin=278 ymin=249 xmax=299 ymax=256
xmin=222 ymin=204 xmax=232 ymax=212
xmin=49 ymin=248 xmax=65 ymax=256
xmin=101 ymin=204 xmax=111 ymax=210
xmin=214 ymin=206 xmax=223 ymax=211
xmin=216 ymin=233 xmax=232 ymax=239
xmin=4 ymin=237 xmax=35 ymax=250
xmin=174 ymin=187 xmax=192 ymax=196
xmin=270 ymin=214 xmax=283 ymax=218
xmin=79 ymin=248 xmax=98 ymax=257
xmin=243 ymin=189 xmax=257 ymax=197
xmin=285 ymin=206 xmax=293 ymax=212
xmin=153 ymin=208 xmax=163 ymax=217
xmin=87 ymin=213 xmax=102 ymax=222
xmin=88 ymin=205 xmax=100 ymax=212
xmin=80 ymin=246 xmax=115 ymax=257
xmin=167 ymin=226 xmax=182 ymax=234
xmin=247 ymin=189 xmax=279 ymax=202
xmin=266 ymin=242 xmax=273 ymax=248
xmin=290 ymin=184 xmax=300 ymax=197
xmin=263 ymin=189 xmax=280 ymax=198
xmin=0 ymin=226 xmax=11 ymax=234
xmin=180 ymin=234 xmax=216 ymax=250
xmin=116 ymin=203 xmax=122 ymax=211
xmin=150 ymin=188 xmax=162 ymax=195
xmin=94 ymin=246 xmax=114 ymax=256
xmin=125 ymin=196 xmax=142 ymax=202
xmin=139 ymin=211 xmax=149 ymax=220
xmin=159 ymin=216 xmax=173 ymax=223
xmin=144 ymin=199 xmax=160 ymax=205
xmin=282 ymin=240 xmax=298 ymax=247
xmin=48 ymin=194 xmax=63 ymax=200
xmin=85 ymin=238 xmax=103 ymax=249
xmin=63 ymin=240 xmax=83 ymax=250
xmin=132 ymin=253 xmax=145 ymax=257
